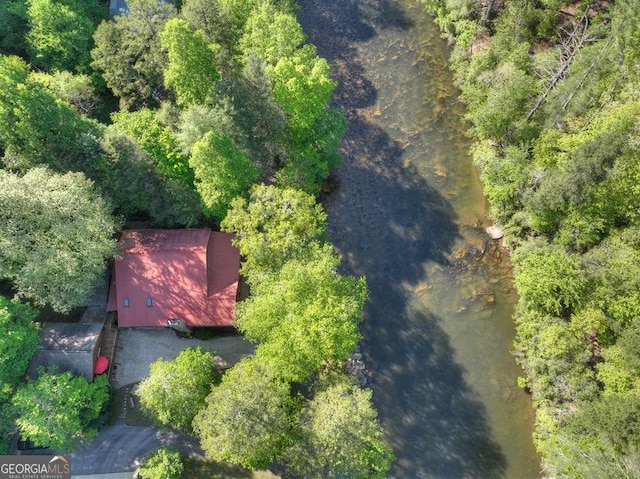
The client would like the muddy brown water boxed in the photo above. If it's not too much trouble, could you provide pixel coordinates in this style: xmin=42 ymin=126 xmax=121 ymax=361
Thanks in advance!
xmin=298 ymin=1 xmax=541 ymax=477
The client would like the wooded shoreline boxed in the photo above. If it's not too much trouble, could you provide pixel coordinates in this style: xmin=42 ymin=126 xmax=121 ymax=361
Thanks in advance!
xmin=419 ymin=0 xmax=640 ymax=475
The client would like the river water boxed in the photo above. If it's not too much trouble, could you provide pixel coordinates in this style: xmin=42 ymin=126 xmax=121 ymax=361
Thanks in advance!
xmin=298 ymin=1 xmax=541 ymax=477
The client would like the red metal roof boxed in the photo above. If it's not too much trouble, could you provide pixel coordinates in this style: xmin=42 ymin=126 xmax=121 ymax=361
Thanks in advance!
xmin=107 ymin=229 xmax=239 ymax=327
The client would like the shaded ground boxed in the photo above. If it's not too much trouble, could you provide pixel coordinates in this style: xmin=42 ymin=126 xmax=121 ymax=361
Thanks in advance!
xmin=182 ymin=458 xmax=279 ymax=479
xmin=70 ymin=425 xmax=279 ymax=478
xmin=70 ymin=327 xmax=256 ymax=476
xmin=71 ymin=425 xmax=200 ymax=475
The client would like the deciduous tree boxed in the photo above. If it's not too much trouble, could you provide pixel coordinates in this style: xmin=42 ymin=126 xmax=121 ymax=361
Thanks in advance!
xmin=138 ymin=448 xmax=183 ymax=479
xmin=513 ymin=238 xmax=585 ymax=318
xmin=283 ymin=374 xmax=394 ymax=479
xmin=30 ymin=71 xmax=99 ymax=117
xmin=26 ymin=0 xmax=102 ymax=73
xmin=237 ymin=248 xmax=367 ymax=382
xmin=270 ymin=44 xmax=336 ymax=144
xmin=136 ymin=348 xmax=219 ymax=432
xmin=189 ymin=130 xmax=259 ymax=222
xmin=0 ymin=55 xmax=95 ymax=171
xmin=0 ymin=296 xmax=39 ymax=402
xmin=111 ymin=109 xmax=193 ymax=184
xmin=98 ymin=127 xmax=201 ymax=227
xmin=0 ymin=0 xmax=28 ymax=55
xmin=239 ymin=3 xmax=305 ymax=66
xmin=193 ymin=359 xmax=300 ymax=469
xmin=0 ymin=168 xmax=117 ymax=312
xmin=221 ymin=184 xmax=327 ymax=276
xmin=160 ymin=18 xmax=219 ymax=107
xmin=12 ymin=371 xmax=110 ymax=451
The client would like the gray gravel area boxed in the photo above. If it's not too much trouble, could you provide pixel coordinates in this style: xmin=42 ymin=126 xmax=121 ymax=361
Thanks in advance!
xmin=112 ymin=328 xmax=254 ymax=387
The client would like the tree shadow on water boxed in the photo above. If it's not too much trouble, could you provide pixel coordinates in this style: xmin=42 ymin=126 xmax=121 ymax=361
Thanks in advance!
xmin=299 ymin=0 xmax=509 ymax=477
xmin=362 ymin=301 xmax=508 ymax=479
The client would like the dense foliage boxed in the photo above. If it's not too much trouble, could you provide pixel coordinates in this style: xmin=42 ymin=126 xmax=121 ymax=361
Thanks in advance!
xmin=421 ymin=0 xmax=640 ymax=475
xmin=91 ymin=0 xmax=176 ymax=110
xmin=138 ymin=447 xmax=184 ymax=479
xmin=221 ymin=184 xmax=328 ymax=275
xmin=237 ymin=248 xmax=367 ymax=382
xmin=0 ymin=0 xmax=392 ymax=474
xmin=189 ymin=130 xmax=259 ymax=221
xmin=26 ymin=0 xmax=104 ymax=73
xmin=282 ymin=374 xmax=394 ymax=479
xmin=194 ymin=359 xmax=300 ymax=469
xmin=136 ymin=347 xmax=220 ymax=432
xmin=212 ymin=185 xmax=392 ymax=476
xmin=0 ymin=296 xmax=39 ymax=454
xmin=12 ymin=371 xmax=110 ymax=451
xmin=0 ymin=296 xmax=39 ymax=402
xmin=0 ymin=167 xmax=117 ymax=312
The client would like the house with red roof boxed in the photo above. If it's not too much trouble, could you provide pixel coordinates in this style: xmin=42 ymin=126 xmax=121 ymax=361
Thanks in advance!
xmin=107 ymin=229 xmax=240 ymax=328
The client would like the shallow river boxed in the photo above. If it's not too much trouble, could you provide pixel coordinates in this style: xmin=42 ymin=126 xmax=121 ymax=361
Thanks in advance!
xmin=298 ymin=1 xmax=541 ymax=477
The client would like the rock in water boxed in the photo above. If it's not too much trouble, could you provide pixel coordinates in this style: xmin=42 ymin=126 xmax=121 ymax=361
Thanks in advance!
xmin=486 ymin=225 xmax=504 ymax=240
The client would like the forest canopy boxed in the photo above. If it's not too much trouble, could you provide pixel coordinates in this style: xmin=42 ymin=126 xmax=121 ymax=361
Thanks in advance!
xmin=0 ymin=1 xmax=393 ymax=475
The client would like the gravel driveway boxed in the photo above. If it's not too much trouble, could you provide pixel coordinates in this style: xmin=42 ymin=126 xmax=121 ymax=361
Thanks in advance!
xmin=112 ymin=328 xmax=254 ymax=387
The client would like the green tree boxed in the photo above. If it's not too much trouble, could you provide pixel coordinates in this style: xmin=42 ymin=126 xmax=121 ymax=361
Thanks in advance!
xmin=204 ymin=57 xmax=289 ymax=176
xmin=30 ymin=71 xmax=99 ymax=117
xmin=221 ymin=184 xmax=328 ymax=276
xmin=193 ymin=359 xmax=300 ymax=469
xmin=91 ymin=0 xmax=176 ymax=109
xmin=283 ymin=374 xmax=394 ymax=479
xmin=274 ymin=133 xmax=343 ymax=194
xmin=98 ymin=127 xmax=201 ymax=226
xmin=0 ymin=0 xmax=28 ymax=56
xmin=598 ymin=324 xmax=640 ymax=397
xmin=547 ymin=434 xmax=640 ymax=479
xmin=0 ymin=167 xmax=117 ymax=312
xmin=525 ymin=130 xmax=628 ymax=236
xmin=12 ymin=371 xmax=110 ymax=451
xmin=138 ymin=447 xmax=184 ymax=479
xmin=239 ymin=3 xmax=305 ymax=66
xmin=160 ymin=18 xmax=219 ymax=107
xmin=180 ymin=0 xmax=242 ymax=66
xmin=0 ymin=403 xmax=18 ymax=454
xmin=177 ymin=104 xmax=234 ymax=154
xmin=513 ymin=238 xmax=585 ymax=318
xmin=136 ymin=348 xmax=220 ymax=432
xmin=111 ymin=109 xmax=193 ymax=184
xmin=0 ymin=296 xmax=39 ymax=402
xmin=189 ymin=130 xmax=259 ymax=222
xmin=582 ymin=231 xmax=640 ymax=326
xmin=26 ymin=0 xmax=101 ymax=72
xmin=568 ymin=394 xmax=640 ymax=453
xmin=473 ymin=142 xmax=532 ymax=223
xmin=0 ymin=55 xmax=95 ymax=171
xmin=514 ymin=307 xmax=597 ymax=408
xmin=466 ymin=62 xmax=538 ymax=142
xmin=267 ymin=45 xmax=345 ymax=192
xmin=269 ymin=44 xmax=336 ymax=143
xmin=181 ymin=0 xmax=225 ymax=44
xmin=237 ymin=249 xmax=368 ymax=382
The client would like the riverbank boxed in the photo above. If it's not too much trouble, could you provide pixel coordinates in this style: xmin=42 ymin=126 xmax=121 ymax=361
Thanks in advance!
xmin=415 ymin=0 xmax=640 ymax=476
